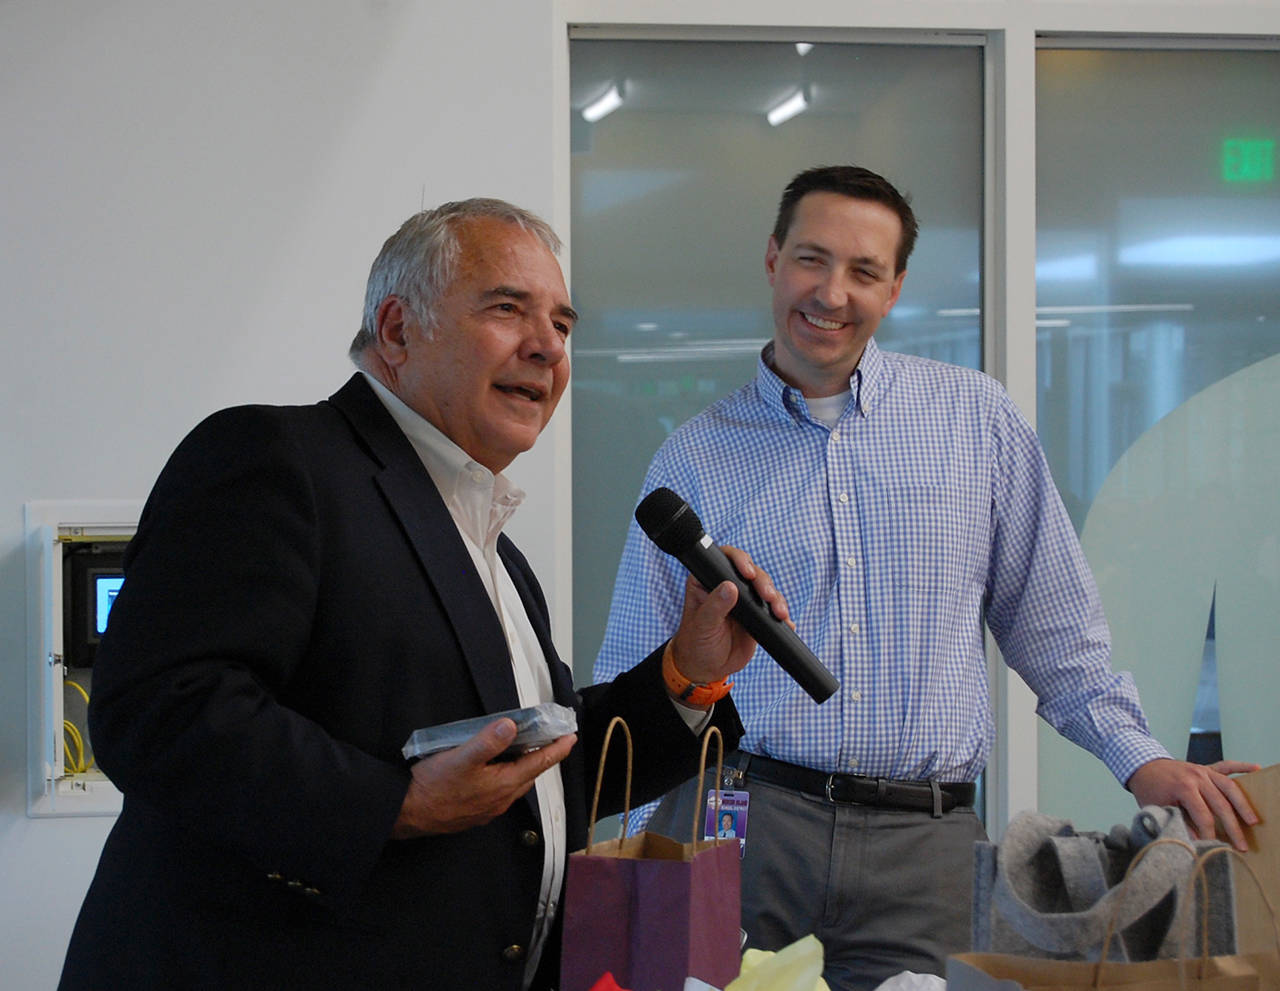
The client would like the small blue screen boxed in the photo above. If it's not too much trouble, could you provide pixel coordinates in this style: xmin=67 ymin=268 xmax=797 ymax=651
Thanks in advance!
xmin=95 ymin=575 xmax=125 ymax=635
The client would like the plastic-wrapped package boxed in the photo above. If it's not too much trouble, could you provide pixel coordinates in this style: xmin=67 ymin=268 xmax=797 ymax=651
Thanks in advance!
xmin=401 ymin=702 xmax=578 ymax=761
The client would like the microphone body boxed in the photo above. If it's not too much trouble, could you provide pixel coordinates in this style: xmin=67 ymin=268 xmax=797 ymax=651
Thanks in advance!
xmin=635 ymin=488 xmax=840 ymax=704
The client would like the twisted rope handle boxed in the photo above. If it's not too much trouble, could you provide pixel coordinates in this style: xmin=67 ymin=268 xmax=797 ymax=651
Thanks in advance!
xmin=586 ymin=716 xmax=633 ymax=852
xmin=1092 ymin=836 xmax=1197 ymax=988
xmin=691 ymin=725 xmax=726 ymax=846
xmin=1093 ymin=838 xmax=1280 ymax=991
xmin=1185 ymin=846 xmax=1280 ymax=965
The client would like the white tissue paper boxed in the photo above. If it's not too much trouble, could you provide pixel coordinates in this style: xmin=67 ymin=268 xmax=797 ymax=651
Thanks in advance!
xmin=872 ymin=971 xmax=947 ymax=991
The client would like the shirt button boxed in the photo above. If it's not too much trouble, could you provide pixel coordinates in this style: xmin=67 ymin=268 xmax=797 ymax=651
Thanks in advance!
xmin=847 ymin=757 xmax=860 ymax=769
xmin=851 ymin=689 xmax=863 ymax=702
xmin=502 ymin=944 xmax=526 ymax=963
xmin=838 ymin=492 xmax=849 ymax=504
xmin=846 ymin=556 xmax=857 ymax=568
xmin=849 ymin=622 xmax=860 ymax=635
xmin=831 ymin=429 xmax=841 ymax=441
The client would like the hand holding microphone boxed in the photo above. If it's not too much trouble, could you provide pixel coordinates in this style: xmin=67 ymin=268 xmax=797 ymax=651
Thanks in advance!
xmin=636 ymin=487 xmax=840 ymax=704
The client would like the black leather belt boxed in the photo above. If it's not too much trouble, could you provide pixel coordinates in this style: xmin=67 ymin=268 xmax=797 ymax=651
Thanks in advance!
xmin=737 ymin=753 xmax=975 ymax=817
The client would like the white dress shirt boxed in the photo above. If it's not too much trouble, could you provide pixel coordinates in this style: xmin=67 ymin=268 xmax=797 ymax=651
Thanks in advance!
xmin=363 ymin=373 xmax=565 ymax=986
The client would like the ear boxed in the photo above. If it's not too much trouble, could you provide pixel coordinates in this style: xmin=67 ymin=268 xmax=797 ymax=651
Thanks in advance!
xmin=374 ymin=295 xmax=413 ymax=367
xmin=882 ymin=269 xmax=907 ymax=317
xmin=764 ymin=235 xmax=781 ymax=285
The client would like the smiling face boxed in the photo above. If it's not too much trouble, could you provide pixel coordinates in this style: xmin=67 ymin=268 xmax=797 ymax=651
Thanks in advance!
xmin=765 ymin=191 xmax=907 ymax=397
xmin=376 ymin=216 xmax=576 ymax=472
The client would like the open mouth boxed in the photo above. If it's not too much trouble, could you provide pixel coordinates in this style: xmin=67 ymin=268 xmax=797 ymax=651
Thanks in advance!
xmin=496 ymin=384 xmax=545 ymax=402
xmin=801 ymin=312 xmax=846 ymax=331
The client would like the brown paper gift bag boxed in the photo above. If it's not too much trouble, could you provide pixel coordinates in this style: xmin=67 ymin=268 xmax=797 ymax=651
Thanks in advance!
xmin=1235 ymin=764 xmax=1280 ymax=956
xmin=949 ymin=841 xmax=1280 ymax=991
xmin=561 ymin=718 xmax=742 ymax=991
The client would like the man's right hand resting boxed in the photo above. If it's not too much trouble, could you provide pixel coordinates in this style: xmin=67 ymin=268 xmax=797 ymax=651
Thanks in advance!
xmin=392 ymin=718 xmax=577 ymax=838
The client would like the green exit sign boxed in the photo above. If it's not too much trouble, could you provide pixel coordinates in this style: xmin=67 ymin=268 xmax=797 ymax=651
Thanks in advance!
xmin=1222 ymin=139 xmax=1275 ymax=183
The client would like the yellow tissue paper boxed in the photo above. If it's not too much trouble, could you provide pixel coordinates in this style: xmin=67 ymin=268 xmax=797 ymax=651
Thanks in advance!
xmin=725 ymin=935 xmax=830 ymax=991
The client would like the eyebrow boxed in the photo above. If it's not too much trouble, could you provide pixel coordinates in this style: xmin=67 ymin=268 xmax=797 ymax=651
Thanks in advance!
xmin=483 ymin=286 xmax=579 ymax=324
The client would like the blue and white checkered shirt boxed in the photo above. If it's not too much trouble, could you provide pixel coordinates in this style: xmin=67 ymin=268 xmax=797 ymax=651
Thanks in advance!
xmin=594 ymin=340 xmax=1169 ymax=796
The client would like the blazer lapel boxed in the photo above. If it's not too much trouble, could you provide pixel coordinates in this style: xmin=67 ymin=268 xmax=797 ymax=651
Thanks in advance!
xmin=498 ymin=536 xmax=576 ymax=708
xmin=326 ymin=375 xmax=521 ymax=716
xmin=499 ymin=536 xmax=588 ymax=841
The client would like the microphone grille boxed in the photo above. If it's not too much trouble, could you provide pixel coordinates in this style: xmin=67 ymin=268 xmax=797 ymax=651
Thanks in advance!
xmin=635 ymin=487 xmax=705 ymax=555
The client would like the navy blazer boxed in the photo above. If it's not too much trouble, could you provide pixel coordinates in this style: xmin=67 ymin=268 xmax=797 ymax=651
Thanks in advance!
xmin=60 ymin=374 xmax=742 ymax=990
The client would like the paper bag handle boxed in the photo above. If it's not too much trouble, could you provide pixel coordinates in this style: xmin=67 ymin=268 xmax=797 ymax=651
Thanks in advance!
xmin=692 ymin=725 xmax=726 ymax=846
xmin=1186 ymin=845 xmax=1280 ymax=962
xmin=1094 ymin=836 xmax=1197 ymax=987
xmin=1094 ymin=838 xmax=1280 ymax=990
xmin=586 ymin=716 xmax=633 ymax=852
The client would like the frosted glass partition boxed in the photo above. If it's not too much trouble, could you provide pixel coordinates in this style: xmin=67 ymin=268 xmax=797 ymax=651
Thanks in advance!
xmin=1035 ymin=47 xmax=1280 ymax=829
xmin=569 ymin=38 xmax=983 ymax=682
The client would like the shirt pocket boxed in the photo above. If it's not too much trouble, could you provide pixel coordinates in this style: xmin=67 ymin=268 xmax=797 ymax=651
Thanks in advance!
xmin=856 ymin=467 xmax=990 ymax=592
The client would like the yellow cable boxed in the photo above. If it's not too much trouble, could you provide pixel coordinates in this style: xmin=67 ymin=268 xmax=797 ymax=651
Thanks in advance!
xmin=65 ymin=679 xmax=91 ymax=707
xmin=63 ymin=720 xmax=86 ymax=774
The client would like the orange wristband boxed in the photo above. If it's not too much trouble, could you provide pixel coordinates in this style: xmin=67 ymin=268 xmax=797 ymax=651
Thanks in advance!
xmin=662 ymin=643 xmax=732 ymax=706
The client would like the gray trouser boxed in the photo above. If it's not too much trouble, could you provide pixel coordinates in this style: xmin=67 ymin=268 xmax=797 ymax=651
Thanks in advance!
xmin=648 ymin=769 xmax=987 ymax=991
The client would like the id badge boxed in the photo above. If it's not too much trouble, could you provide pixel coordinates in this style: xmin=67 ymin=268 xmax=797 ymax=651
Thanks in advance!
xmin=702 ymin=789 xmax=749 ymax=858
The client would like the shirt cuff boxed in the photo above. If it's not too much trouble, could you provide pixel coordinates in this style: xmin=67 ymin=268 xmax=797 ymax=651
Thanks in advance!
xmin=1103 ymin=730 xmax=1174 ymax=787
xmin=670 ymin=696 xmax=714 ymax=735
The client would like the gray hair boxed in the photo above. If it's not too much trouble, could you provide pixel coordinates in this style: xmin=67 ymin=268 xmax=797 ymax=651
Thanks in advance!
xmin=349 ymin=198 xmax=562 ymax=365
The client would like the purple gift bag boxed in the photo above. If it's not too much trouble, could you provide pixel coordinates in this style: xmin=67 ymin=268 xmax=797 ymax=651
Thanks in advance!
xmin=561 ymin=719 xmax=741 ymax=991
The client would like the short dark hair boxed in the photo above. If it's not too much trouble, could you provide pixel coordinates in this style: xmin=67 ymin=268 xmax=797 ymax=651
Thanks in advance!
xmin=771 ymin=166 xmax=918 ymax=274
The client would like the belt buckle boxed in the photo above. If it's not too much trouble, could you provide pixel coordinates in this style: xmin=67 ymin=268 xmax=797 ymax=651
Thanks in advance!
xmin=823 ymin=773 xmax=880 ymax=805
xmin=824 ymin=773 xmax=859 ymax=804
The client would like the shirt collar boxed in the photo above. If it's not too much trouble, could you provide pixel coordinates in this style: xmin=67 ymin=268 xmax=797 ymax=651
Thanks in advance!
xmin=360 ymin=371 xmax=524 ymax=547
xmin=756 ymin=337 xmax=885 ymax=424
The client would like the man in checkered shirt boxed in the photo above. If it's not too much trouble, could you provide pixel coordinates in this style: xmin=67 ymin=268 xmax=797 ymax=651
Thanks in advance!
xmin=593 ymin=165 xmax=1258 ymax=991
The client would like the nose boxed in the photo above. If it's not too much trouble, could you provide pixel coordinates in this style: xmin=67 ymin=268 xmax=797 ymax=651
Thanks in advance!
xmin=521 ymin=315 xmax=568 ymax=365
xmin=814 ymin=270 xmax=851 ymax=311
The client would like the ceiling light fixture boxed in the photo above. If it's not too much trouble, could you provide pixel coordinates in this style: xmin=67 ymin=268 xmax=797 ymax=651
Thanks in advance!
xmin=795 ymin=42 xmax=814 ymax=56
xmin=582 ymin=84 xmax=623 ymax=123
xmin=767 ymin=89 xmax=808 ymax=127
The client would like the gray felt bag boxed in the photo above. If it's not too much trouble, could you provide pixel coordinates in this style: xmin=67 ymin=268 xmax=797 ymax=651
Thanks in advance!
xmin=972 ymin=805 xmax=1236 ymax=962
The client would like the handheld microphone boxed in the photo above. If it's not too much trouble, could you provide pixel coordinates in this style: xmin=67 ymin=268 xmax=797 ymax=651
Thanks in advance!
xmin=635 ymin=487 xmax=839 ymax=704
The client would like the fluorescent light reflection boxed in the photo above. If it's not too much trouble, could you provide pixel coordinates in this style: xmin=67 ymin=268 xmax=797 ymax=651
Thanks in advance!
xmin=1037 ymin=254 xmax=1098 ymax=282
xmin=1120 ymin=235 xmax=1280 ymax=267
xmin=574 ymin=339 xmax=769 ymax=364
xmin=1036 ymin=304 xmax=1194 ymax=315
xmin=582 ymin=84 xmax=623 ymax=123
xmin=939 ymin=303 xmax=1195 ymax=318
xmin=767 ymin=90 xmax=808 ymax=127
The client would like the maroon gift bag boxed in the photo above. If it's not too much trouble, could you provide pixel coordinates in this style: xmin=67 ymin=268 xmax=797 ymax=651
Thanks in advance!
xmin=561 ymin=719 xmax=742 ymax=991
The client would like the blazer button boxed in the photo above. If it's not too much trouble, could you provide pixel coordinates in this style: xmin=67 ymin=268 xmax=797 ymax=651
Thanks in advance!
xmin=502 ymin=944 xmax=526 ymax=963
xmin=520 ymin=829 xmax=540 ymax=847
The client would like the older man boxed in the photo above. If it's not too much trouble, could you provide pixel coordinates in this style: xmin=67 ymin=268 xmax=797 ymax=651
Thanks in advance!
xmin=60 ymin=199 xmax=781 ymax=990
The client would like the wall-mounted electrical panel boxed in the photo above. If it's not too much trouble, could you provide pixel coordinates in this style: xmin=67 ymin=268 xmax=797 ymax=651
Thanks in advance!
xmin=25 ymin=500 xmax=142 ymax=817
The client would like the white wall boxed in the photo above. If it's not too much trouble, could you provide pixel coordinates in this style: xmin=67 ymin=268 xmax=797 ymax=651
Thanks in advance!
xmin=2 ymin=1 xmax=1277 ymax=987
